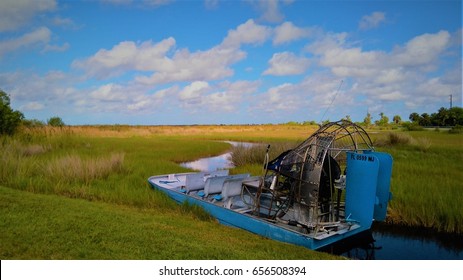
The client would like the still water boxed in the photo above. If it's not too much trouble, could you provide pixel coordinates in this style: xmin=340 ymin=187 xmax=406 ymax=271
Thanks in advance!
xmin=180 ymin=143 xmax=463 ymax=260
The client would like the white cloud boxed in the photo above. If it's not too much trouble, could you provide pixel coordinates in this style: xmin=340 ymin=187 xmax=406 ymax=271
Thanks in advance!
xmin=51 ymin=16 xmax=79 ymax=30
xmin=273 ymin=21 xmax=313 ymax=45
xmin=378 ymin=91 xmax=405 ymax=101
xmin=252 ymin=0 xmax=293 ymax=23
xmin=179 ymin=81 xmax=210 ymax=102
xmin=306 ymin=32 xmax=349 ymax=55
xmin=20 ymin=102 xmax=45 ymax=111
xmin=0 ymin=27 xmax=51 ymax=58
xmin=77 ymin=81 xmax=176 ymax=114
xmin=263 ymin=52 xmax=310 ymax=76
xmin=0 ymin=0 xmax=56 ymax=32
xmin=42 ymin=42 xmax=70 ymax=53
xmin=204 ymin=0 xmax=219 ymax=10
xmin=253 ymin=73 xmax=345 ymax=115
xmin=177 ymin=80 xmax=260 ymax=112
xmin=320 ymin=47 xmax=386 ymax=69
xmin=90 ymin=84 xmax=127 ymax=101
xmin=142 ymin=0 xmax=174 ymax=7
xmin=206 ymin=80 xmax=260 ymax=112
xmin=391 ymin=30 xmax=451 ymax=66
xmin=72 ymin=37 xmax=176 ymax=78
xmin=75 ymin=19 xmax=271 ymax=84
xmin=221 ymin=19 xmax=272 ymax=48
xmin=307 ymin=30 xmax=452 ymax=85
xmin=2 ymin=70 xmax=73 ymax=102
xmin=101 ymin=0 xmax=173 ymax=7
xmin=359 ymin=12 xmax=386 ymax=30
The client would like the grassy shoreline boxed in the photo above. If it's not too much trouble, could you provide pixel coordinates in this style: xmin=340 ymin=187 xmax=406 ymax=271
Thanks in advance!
xmin=1 ymin=125 xmax=462 ymax=259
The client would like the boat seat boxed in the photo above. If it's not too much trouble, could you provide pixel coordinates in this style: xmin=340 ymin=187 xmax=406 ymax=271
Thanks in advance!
xmin=222 ymin=176 xmax=259 ymax=208
xmin=198 ymin=173 xmax=250 ymax=199
xmin=183 ymin=170 xmax=229 ymax=193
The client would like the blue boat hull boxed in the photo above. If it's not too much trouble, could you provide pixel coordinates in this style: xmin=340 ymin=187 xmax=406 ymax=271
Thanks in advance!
xmin=148 ymin=178 xmax=369 ymax=250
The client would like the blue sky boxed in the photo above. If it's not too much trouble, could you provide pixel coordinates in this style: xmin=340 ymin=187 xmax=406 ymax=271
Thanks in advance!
xmin=0 ymin=0 xmax=461 ymax=125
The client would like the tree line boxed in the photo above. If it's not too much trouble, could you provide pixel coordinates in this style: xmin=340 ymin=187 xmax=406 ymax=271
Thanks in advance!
xmin=408 ymin=107 xmax=463 ymax=127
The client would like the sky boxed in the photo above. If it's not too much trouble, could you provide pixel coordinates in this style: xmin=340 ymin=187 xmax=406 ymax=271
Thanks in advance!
xmin=0 ymin=0 xmax=461 ymax=125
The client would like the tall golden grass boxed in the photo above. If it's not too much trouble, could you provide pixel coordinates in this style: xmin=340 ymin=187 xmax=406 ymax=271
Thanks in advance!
xmin=44 ymin=153 xmax=125 ymax=184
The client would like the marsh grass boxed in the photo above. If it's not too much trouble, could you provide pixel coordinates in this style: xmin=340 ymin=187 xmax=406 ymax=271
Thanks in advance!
xmin=44 ymin=153 xmax=125 ymax=184
xmin=230 ymin=141 xmax=298 ymax=167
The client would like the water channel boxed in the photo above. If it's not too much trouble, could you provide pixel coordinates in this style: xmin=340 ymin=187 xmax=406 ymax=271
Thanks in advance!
xmin=180 ymin=142 xmax=463 ymax=260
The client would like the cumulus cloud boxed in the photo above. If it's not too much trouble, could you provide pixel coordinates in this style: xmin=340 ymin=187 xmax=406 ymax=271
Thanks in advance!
xmin=221 ymin=19 xmax=272 ymax=48
xmin=206 ymin=80 xmax=260 ymax=112
xmin=0 ymin=27 xmax=51 ymax=58
xmin=101 ymin=0 xmax=173 ymax=7
xmin=359 ymin=12 xmax=386 ymax=30
xmin=176 ymin=80 xmax=261 ymax=113
xmin=0 ymin=0 xmax=56 ymax=32
xmin=179 ymin=81 xmax=210 ymax=103
xmin=74 ymin=19 xmax=271 ymax=84
xmin=307 ymin=30 xmax=452 ymax=82
xmin=254 ymin=73 xmax=347 ymax=117
xmin=263 ymin=52 xmax=310 ymax=76
xmin=391 ymin=30 xmax=451 ymax=66
xmin=273 ymin=21 xmax=313 ymax=45
xmin=72 ymin=37 xmax=176 ymax=78
xmin=252 ymin=0 xmax=294 ymax=23
xmin=42 ymin=42 xmax=70 ymax=53
xmin=77 ymin=81 xmax=177 ymax=114
xmin=20 ymin=102 xmax=45 ymax=111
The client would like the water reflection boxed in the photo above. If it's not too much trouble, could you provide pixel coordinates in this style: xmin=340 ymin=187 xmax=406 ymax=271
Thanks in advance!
xmin=370 ymin=223 xmax=463 ymax=260
xmin=180 ymin=153 xmax=234 ymax=171
xmin=180 ymin=141 xmax=258 ymax=172
xmin=320 ymin=223 xmax=463 ymax=260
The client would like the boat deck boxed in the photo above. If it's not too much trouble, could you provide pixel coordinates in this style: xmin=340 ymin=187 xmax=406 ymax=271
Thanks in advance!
xmin=148 ymin=171 xmax=360 ymax=242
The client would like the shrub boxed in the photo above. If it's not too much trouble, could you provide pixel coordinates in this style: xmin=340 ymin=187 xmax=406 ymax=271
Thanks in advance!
xmin=375 ymin=132 xmax=413 ymax=147
xmin=47 ymin=116 xmax=65 ymax=127
xmin=402 ymin=122 xmax=424 ymax=131
xmin=449 ymin=125 xmax=463 ymax=134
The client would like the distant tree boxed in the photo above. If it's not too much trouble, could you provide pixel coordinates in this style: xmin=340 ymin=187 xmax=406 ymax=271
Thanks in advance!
xmin=47 ymin=116 xmax=65 ymax=127
xmin=302 ymin=120 xmax=317 ymax=126
xmin=0 ymin=90 xmax=24 ymax=135
xmin=375 ymin=112 xmax=389 ymax=126
xmin=432 ymin=107 xmax=449 ymax=126
xmin=363 ymin=112 xmax=372 ymax=126
xmin=393 ymin=115 xmax=402 ymax=124
xmin=409 ymin=112 xmax=420 ymax=123
xmin=430 ymin=107 xmax=463 ymax=126
xmin=22 ymin=118 xmax=45 ymax=128
xmin=448 ymin=107 xmax=463 ymax=126
xmin=408 ymin=107 xmax=462 ymax=127
xmin=343 ymin=115 xmax=352 ymax=122
xmin=420 ymin=113 xmax=432 ymax=126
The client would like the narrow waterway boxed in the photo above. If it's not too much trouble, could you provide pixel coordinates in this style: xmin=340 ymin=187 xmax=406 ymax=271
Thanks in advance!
xmin=180 ymin=143 xmax=463 ymax=260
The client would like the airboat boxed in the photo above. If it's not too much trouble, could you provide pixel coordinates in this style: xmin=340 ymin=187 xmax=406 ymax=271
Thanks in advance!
xmin=148 ymin=120 xmax=393 ymax=250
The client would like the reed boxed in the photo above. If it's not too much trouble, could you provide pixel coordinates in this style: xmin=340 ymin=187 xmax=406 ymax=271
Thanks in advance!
xmin=44 ymin=153 xmax=125 ymax=184
xmin=230 ymin=141 xmax=298 ymax=167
